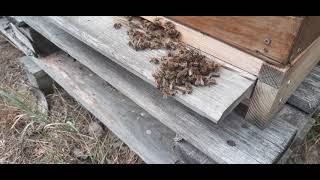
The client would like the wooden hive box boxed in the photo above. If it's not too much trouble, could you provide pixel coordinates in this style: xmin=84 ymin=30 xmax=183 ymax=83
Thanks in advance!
xmin=166 ymin=16 xmax=320 ymax=67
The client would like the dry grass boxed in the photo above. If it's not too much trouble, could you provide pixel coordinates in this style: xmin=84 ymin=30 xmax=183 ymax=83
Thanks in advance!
xmin=287 ymin=111 xmax=320 ymax=164
xmin=0 ymin=34 xmax=143 ymax=164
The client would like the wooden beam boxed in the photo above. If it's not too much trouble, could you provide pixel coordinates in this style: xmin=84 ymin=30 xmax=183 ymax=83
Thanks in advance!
xmin=141 ymin=16 xmax=264 ymax=76
xmin=246 ymin=36 xmax=320 ymax=128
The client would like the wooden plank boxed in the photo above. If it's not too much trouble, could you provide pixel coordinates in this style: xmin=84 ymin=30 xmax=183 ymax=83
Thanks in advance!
xmin=175 ymin=104 xmax=315 ymax=164
xmin=141 ymin=16 xmax=264 ymax=75
xmin=287 ymin=70 xmax=320 ymax=114
xmin=43 ymin=16 xmax=255 ymax=124
xmin=0 ymin=18 xmax=34 ymax=56
xmin=29 ymin=53 xmax=178 ymax=164
xmin=22 ymin=16 xmax=297 ymax=164
xmin=0 ymin=17 xmax=59 ymax=58
xmin=276 ymin=105 xmax=315 ymax=145
xmin=167 ymin=16 xmax=303 ymax=65
xmin=246 ymin=36 xmax=320 ymax=128
xmin=277 ymin=106 xmax=315 ymax=164
xmin=173 ymin=141 xmax=216 ymax=164
xmin=19 ymin=56 xmax=54 ymax=95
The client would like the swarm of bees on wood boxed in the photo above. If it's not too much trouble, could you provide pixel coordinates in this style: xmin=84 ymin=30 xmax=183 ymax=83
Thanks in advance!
xmin=114 ymin=16 xmax=220 ymax=98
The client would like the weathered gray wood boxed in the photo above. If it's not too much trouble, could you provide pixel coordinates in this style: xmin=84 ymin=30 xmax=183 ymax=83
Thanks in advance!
xmin=275 ymin=105 xmax=315 ymax=145
xmin=22 ymin=16 xmax=298 ymax=164
xmin=20 ymin=56 xmax=50 ymax=116
xmin=0 ymin=18 xmax=33 ymax=56
xmin=4 ymin=16 xmax=60 ymax=57
xmin=173 ymin=141 xmax=216 ymax=164
xmin=9 ymin=23 xmax=35 ymax=53
xmin=43 ymin=16 xmax=256 ymax=124
xmin=172 ymin=65 xmax=320 ymax=164
xmin=288 ymin=66 xmax=320 ymax=114
xmin=175 ymin=104 xmax=316 ymax=164
xmin=29 ymin=53 xmax=178 ymax=164
xmin=277 ymin=106 xmax=315 ymax=164
xmin=6 ymin=16 xmax=25 ymax=27
xmin=19 ymin=56 xmax=54 ymax=95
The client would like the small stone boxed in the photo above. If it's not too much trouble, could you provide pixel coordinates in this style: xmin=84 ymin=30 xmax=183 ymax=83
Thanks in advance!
xmin=73 ymin=148 xmax=88 ymax=160
xmin=88 ymin=121 xmax=104 ymax=138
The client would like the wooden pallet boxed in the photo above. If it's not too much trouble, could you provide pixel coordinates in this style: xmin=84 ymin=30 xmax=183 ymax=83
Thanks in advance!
xmin=1 ymin=16 xmax=320 ymax=164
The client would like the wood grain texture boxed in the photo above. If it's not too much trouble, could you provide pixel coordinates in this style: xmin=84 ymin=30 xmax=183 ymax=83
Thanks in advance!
xmin=167 ymin=16 xmax=303 ymax=65
xmin=142 ymin=16 xmax=264 ymax=75
xmin=287 ymin=69 xmax=320 ymax=114
xmin=173 ymin=141 xmax=216 ymax=164
xmin=30 ymin=53 xmax=178 ymax=164
xmin=290 ymin=16 xmax=320 ymax=62
xmin=43 ymin=16 xmax=255 ymax=124
xmin=22 ymin=16 xmax=297 ymax=164
xmin=0 ymin=18 xmax=34 ymax=56
xmin=175 ymin=104 xmax=315 ymax=164
xmin=1 ymin=17 xmax=59 ymax=57
xmin=246 ymin=36 xmax=320 ymax=128
xmin=258 ymin=63 xmax=287 ymax=89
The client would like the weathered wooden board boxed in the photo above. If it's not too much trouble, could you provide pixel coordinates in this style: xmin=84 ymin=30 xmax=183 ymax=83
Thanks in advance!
xmin=43 ymin=16 xmax=255 ymax=124
xmin=0 ymin=17 xmax=59 ymax=57
xmin=19 ymin=56 xmax=54 ymax=95
xmin=0 ymin=17 xmax=34 ymax=56
xmin=288 ymin=67 xmax=320 ymax=114
xmin=173 ymin=140 xmax=216 ymax=164
xmin=167 ymin=16 xmax=303 ymax=65
xmin=175 ymin=104 xmax=315 ymax=164
xmin=22 ymin=16 xmax=297 ymax=164
xmin=29 ymin=53 xmax=178 ymax=164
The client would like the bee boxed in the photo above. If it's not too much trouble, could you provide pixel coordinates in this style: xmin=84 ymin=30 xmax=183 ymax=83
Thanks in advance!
xmin=113 ymin=23 xmax=122 ymax=29
xmin=150 ymin=58 xmax=160 ymax=65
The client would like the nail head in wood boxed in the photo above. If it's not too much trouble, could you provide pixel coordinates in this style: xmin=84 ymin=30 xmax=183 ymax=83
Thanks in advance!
xmin=227 ymin=140 xmax=236 ymax=147
xmin=264 ymin=37 xmax=272 ymax=45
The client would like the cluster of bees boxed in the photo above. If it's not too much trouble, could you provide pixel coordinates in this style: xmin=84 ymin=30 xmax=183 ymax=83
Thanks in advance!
xmin=125 ymin=16 xmax=181 ymax=51
xmin=114 ymin=16 xmax=220 ymax=97
xmin=152 ymin=48 xmax=220 ymax=97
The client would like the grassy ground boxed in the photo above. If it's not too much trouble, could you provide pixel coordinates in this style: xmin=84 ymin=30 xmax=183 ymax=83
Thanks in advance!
xmin=0 ymin=35 xmax=143 ymax=164
xmin=287 ymin=112 xmax=320 ymax=164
